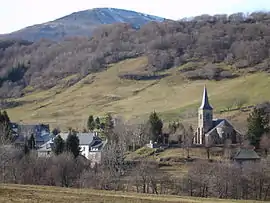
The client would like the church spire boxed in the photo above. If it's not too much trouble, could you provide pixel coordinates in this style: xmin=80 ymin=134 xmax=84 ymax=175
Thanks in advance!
xmin=199 ymin=85 xmax=213 ymax=110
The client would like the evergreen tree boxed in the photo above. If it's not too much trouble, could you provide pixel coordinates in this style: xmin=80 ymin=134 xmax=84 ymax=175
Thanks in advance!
xmin=87 ymin=115 xmax=95 ymax=131
xmin=0 ymin=110 xmax=12 ymax=142
xmin=52 ymin=128 xmax=60 ymax=136
xmin=104 ymin=113 xmax=115 ymax=140
xmin=100 ymin=122 xmax=105 ymax=130
xmin=23 ymin=136 xmax=30 ymax=155
xmin=28 ymin=133 xmax=36 ymax=150
xmin=23 ymin=142 xmax=30 ymax=155
xmin=247 ymin=107 xmax=269 ymax=148
xmin=0 ymin=111 xmax=4 ymax=123
xmin=53 ymin=135 xmax=65 ymax=155
xmin=95 ymin=117 xmax=101 ymax=129
xmin=2 ymin=111 xmax=10 ymax=124
xmin=148 ymin=111 xmax=163 ymax=143
xmin=65 ymin=130 xmax=80 ymax=158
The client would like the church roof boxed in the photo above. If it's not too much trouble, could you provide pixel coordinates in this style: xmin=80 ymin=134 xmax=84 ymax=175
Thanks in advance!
xmin=206 ymin=119 xmax=225 ymax=135
xmin=199 ymin=86 xmax=213 ymax=110
xmin=206 ymin=119 xmax=235 ymax=135
xmin=216 ymin=120 xmax=232 ymax=128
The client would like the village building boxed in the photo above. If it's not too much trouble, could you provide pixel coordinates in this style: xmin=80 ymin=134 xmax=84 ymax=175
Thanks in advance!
xmin=11 ymin=123 xmax=51 ymax=148
xmin=233 ymin=147 xmax=260 ymax=164
xmin=37 ymin=132 xmax=106 ymax=164
xmin=195 ymin=86 xmax=242 ymax=146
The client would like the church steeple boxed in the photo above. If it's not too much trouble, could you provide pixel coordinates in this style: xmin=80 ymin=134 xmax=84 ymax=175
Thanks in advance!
xmin=199 ymin=85 xmax=213 ymax=110
xmin=196 ymin=85 xmax=214 ymax=145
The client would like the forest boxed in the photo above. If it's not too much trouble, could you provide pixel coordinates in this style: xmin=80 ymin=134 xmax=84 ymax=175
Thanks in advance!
xmin=1 ymin=12 xmax=270 ymax=99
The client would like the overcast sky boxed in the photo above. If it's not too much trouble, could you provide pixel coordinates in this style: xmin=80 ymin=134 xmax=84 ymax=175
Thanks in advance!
xmin=1 ymin=0 xmax=270 ymax=34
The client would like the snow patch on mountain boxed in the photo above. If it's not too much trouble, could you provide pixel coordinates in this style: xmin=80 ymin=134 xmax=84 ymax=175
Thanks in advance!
xmin=3 ymin=7 xmax=167 ymax=41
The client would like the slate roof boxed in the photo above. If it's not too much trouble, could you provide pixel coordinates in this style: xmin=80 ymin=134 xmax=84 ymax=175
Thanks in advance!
xmin=14 ymin=135 xmax=26 ymax=144
xmin=206 ymin=119 xmax=231 ymax=135
xmin=14 ymin=133 xmax=53 ymax=147
xmin=36 ymin=133 xmax=52 ymax=143
xmin=38 ymin=132 xmax=104 ymax=153
xmin=58 ymin=132 xmax=97 ymax=145
xmin=90 ymin=139 xmax=105 ymax=151
xmin=199 ymin=86 xmax=213 ymax=110
xmin=234 ymin=148 xmax=260 ymax=160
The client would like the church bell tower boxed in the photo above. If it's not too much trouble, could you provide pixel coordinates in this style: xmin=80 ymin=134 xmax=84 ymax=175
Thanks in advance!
xmin=196 ymin=86 xmax=213 ymax=145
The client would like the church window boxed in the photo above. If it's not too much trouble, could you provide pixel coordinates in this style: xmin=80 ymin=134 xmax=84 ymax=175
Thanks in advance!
xmin=200 ymin=114 xmax=202 ymax=119
xmin=206 ymin=113 xmax=210 ymax=120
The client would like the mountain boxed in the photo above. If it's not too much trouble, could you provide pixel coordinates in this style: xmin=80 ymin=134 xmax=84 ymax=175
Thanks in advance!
xmin=2 ymin=8 xmax=166 ymax=42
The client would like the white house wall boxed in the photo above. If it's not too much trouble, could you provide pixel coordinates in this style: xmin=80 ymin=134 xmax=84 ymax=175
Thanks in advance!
xmin=80 ymin=145 xmax=89 ymax=158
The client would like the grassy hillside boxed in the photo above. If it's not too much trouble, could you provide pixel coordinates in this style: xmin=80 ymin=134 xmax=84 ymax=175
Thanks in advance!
xmin=6 ymin=57 xmax=270 ymax=129
xmin=0 ymin=184 xmax=263 ymax=203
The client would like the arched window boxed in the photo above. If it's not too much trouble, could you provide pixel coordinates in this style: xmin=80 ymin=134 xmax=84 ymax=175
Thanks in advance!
xmin=206 ymin=113 xmax=210 ymax=120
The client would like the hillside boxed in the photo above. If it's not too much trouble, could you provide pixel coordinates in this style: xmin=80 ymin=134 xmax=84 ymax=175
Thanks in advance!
xmin=2 ymin=8 xmax=166 ymax=42
xmin=1 ymin=12 xmax=270 ymax=127
xmin=0 ymin=184 xmax=263 ymax=203
xmin=5 ymin=57 xmax=270 ymax=129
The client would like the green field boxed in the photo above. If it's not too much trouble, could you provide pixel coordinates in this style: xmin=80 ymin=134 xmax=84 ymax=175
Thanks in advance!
xmin=0 ymin=184 xmax=263 ymax=203
xmin=5 ymin=57 xmax=270 ymax=129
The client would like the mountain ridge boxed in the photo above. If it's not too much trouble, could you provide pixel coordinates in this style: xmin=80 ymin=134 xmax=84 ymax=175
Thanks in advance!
xmin=2 ymin=7 xmax=166 ymax=42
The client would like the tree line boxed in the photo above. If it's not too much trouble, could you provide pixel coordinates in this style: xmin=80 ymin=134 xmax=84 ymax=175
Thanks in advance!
xmin=0 ymin=112 xmax=269 ymax=201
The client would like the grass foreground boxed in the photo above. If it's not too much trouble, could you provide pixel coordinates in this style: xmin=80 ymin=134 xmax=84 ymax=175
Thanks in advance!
xmin=0 ymin=184 xmax=264 ymax=203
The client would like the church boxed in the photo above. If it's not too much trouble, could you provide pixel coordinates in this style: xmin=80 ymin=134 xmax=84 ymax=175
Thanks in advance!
xmin=194 ymin=86 xmax=241 ymax=146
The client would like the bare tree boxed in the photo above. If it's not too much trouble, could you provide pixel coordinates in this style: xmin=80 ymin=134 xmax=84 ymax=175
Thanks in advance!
xmin=0 ymin=123 xmax=12 ymax=145
xmin=0 ymin=145 xmax=22 ymax=183
xmin=127 ymin=122 xmax=150 ymax=150
xmin=187 ymin=160 xmax=213 ymax=197
xmin=50 ymin=152 xmax=86 ymax=187
xmin=205 ymin=136 xmax=214 ymax=160
xmin=241 ymin=159 xmax=270 ymax=200
xmin=130 ymin=160 xmax=161 ymax=194
xmin=260 ymin=133 xmax=270 ymax=156
xmin=182 ymin=125 xmax=194 ymax=158
xmin=170 ymin=122 xmax=185 ymax=144
xmin=101 ymin=138 xmax=126 ymax=190
xmin=223 ymin=139 xmax=232 ymax=160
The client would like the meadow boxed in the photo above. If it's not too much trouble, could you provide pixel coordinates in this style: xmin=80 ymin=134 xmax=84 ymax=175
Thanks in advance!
xmin=0 ymin=184 xmax=264 ymax=203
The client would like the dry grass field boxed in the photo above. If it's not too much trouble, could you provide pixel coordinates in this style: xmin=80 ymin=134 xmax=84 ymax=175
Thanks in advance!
xmin=5 ymin=57 xmax=270 ymax=129
xmin=0 ymin=184 xmax=264 ymax=203
xmin=125 ymin=147 xmax=225 ymax=178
